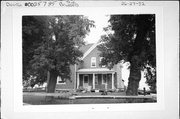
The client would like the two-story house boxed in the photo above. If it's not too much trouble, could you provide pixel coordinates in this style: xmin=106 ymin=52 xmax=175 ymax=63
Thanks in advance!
xmin=55 ymin=43 xmax=124 ymax=92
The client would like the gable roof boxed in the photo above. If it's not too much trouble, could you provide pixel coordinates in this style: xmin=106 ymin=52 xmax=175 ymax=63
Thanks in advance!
xmin=79 ymin=43 xmax=94 ymax=54
xmin=80 ymin=43 xmax=100 ymax=60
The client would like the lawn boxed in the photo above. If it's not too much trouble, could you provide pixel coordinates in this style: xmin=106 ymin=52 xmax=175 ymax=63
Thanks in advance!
xmin=23 ymin=91 xmax=156 ymax=105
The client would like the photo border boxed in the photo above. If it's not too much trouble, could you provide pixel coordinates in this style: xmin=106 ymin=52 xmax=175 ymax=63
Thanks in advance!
xmin=1 ymin=1 xmax=179 ymax=119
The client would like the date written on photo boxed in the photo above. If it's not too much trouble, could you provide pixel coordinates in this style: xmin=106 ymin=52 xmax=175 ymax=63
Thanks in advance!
xmin=121 ymin=2 xmax=145 ymax=6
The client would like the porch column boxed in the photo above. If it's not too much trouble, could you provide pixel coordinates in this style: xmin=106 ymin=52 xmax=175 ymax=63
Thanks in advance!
xmin=112 ymin=72 xmax=115 ymax=89
xmin=74 ymin=64 xmax=77 ymax=90
xmin=92 ymin=73 xmax=95 ymax=89
xmin=77 ymin=73 xmax=79 ymax=89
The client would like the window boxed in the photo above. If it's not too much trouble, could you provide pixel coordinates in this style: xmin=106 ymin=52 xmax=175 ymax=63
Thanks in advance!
xmin=100 ymin=57 xmax=106 ymax=67
xmin=102 ymin=74 xmax=107 ymax=84
xmin=91 ymin=57 xmax=96 ymax=67
xmin=57 ymin=76 xmax=66 ymax=84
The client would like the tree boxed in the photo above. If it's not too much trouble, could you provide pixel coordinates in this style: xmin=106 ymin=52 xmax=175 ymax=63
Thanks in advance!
xmin=98 ymin=15 xmax=156 ymax=95
xmin=23 ymin=16 xmax=94 ymax=93
xmin=145 ymin=66 xmax=156 ymax=92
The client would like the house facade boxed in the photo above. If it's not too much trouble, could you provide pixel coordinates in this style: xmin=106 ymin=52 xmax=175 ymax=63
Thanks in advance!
xmin=56 ymin=43 xmax=124 ymax=91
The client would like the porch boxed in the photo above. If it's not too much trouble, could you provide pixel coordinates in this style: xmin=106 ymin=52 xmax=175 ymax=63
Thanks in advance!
xmin=76 ymin=68 xmax=116 ymax=91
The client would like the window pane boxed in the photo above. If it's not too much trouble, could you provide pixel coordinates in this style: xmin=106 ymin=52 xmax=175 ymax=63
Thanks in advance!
xmin=92 ymin=62 xmax=95 ymax=66
xmin=57 ymin=76 xmax=66 ymax=84
xmin=91 ymin=57 xmax=96 ymax=67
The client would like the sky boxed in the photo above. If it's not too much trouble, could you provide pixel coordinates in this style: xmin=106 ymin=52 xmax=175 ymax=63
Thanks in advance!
xmin=84 ymin=14 xmax=110 ymax=44
xmin=84 ymin=14 xmax=150 ymax=90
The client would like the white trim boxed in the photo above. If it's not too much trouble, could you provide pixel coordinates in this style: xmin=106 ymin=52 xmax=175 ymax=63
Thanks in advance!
xmin=77 ymin=73 xmax=79 ymax=89
xmin=77 ymin=68 xmax=115 ymax=73
xmin=81 ymin=43 xmax=100 ymax=60
xmin=57 ymin=82 xmax=66 ymax=85
xmin=112 ymin=72 xmax=115 ymax=89
xmin=74 ymin=64 xmax=76 ymax=90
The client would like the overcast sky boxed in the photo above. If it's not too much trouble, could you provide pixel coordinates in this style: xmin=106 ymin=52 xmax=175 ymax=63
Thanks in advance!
xmin=84 ymin=14 xmax=110 ymax=44
xmin=84 ymin=14 xmax=150 ymax=90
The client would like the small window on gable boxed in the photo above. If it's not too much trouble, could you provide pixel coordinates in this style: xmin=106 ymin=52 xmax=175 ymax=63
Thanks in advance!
xmin=91 ymin=57 xmax=96 ymax=67
xmin=100 ymin=57 xmax=106 ymax=67
xmin=57 ymin=76 xmax=66 ymax=84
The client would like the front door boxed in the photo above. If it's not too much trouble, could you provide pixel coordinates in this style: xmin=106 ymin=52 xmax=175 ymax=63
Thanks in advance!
xmin=83 ymin=75 xmax=89 ymax=89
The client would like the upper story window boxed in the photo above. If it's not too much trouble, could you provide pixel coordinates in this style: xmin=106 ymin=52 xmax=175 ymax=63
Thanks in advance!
xmin=57 ymin=76 xmax=66 ymax=84
xmin=100 ymin=57 xmax=106 ymax=67
xmin=91 ymin=57 xmax=96 ymax=67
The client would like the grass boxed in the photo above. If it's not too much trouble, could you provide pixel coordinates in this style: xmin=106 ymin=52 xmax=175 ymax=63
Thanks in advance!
xmin=23 ymin=91 xmax=156 ymax=105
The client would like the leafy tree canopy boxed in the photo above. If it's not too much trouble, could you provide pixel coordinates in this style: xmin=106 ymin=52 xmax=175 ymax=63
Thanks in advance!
xmin=23 ymin=15 xmax=94 ymax=85
xmin=98 ymin=15 xmax=156 ymax=93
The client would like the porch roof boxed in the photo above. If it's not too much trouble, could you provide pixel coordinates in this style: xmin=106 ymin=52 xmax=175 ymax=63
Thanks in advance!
xmin=77 ymin=68 xmax=115 ymax=74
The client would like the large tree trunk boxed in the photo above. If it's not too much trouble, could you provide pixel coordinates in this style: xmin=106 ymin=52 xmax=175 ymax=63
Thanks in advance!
xmin=46 ymin=71 xmax=58 ymax=93
xmin=126 ymin=56 xmax=141 ymax=95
